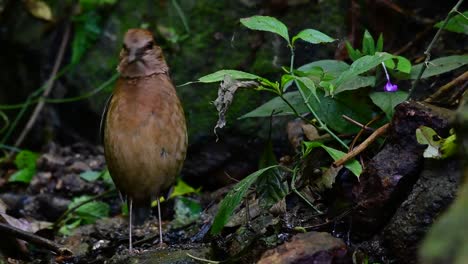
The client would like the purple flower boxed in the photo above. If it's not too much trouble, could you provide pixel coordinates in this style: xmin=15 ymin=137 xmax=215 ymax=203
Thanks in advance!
xmin=384 ymin=81 xmax=398 ymax=92
xmin=381 ymin=62 xmax=398 ymax=92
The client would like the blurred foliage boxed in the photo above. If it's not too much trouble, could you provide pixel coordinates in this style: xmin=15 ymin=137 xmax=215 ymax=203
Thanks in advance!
xmin=8 ymin=150 xmax=39 ymax=183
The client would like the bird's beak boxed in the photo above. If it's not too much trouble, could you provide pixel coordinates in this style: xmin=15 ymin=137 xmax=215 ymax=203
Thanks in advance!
xmin=127 ymin=49 xmax=138 ymax=63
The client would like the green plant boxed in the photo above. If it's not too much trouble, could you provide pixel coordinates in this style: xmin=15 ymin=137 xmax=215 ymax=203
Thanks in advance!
xmin=8 ymin=150 xmax=39 ymax=183
xmin=194 ymin=15 xmax=468 ymax=235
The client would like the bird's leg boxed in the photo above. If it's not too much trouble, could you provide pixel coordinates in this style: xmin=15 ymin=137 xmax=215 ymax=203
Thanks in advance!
xmin=157 ymin=198 xmax=163 ymax=246
xmin=129 ymin=198 xmax=133 ymax=252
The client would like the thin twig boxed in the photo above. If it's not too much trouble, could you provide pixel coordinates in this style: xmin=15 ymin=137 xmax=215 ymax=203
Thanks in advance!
xmin=0 ymin=222 xmax=72 ymax=256
xmin=349 ymin=114 xmax=383 ymax=150
xmin=409 ymin=0 xmax=465 ymax=98
xmin=341 ymin=115 xmax=375 ymax=132
xmin=333 ymin=123 xmax=390 ymax=167
xmin=13 ymin=23 xmax=71 ymax=149
xmin=424 ymin=71 xmax=468 ymax=104
xmin=186 ymin=253 xmax=221 ymax=264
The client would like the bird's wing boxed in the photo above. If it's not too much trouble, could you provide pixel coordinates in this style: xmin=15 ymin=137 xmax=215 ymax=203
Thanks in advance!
xmin=99 ymin=94 xmax=113 ymax=143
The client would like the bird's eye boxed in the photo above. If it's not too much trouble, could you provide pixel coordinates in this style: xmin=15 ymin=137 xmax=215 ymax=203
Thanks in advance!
xmin=145 ymin=41 xmax=154 ymax=50
xmin=122 ymin=44 xmax=129 ymax=51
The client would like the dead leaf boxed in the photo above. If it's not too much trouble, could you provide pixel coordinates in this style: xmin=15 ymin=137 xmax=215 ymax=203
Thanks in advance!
xmin=316 ymin=165 xmax=343 ymax=190
xmin=301 ymin=124 xmax=319 ymax=141
xmin=213 ymin=75 xmax=258 ymax=138
xmin=24 ymin=0 xmax=53 ymax=21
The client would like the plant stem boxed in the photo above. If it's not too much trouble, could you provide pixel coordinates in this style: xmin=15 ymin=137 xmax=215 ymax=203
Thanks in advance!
xmin=408 ymin=0 xmax=465 ymax=98
xmin=288 ymin=47 xmax=349 ymax=150
xmin=291 ymin=167 xmax=323 ymax=214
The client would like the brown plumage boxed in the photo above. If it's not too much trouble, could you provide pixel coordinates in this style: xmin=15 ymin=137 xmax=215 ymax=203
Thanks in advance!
xmin=101 ymin=29 xmax=187 ymax=250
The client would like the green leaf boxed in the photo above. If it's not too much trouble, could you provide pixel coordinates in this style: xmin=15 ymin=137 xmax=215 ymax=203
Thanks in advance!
xmin=211 ymin=165 xmax=279 ymax=235
xmin=240 ymin=16 xmax=290 ymax=44
xmin=101 ymin=170 xmax=115 ymax=186
xmin=434 ymin=11 xmax=468 ymax=34
xmin=369 ymin=91 xmax=408 ymax=120
xmin=59 ymin=219 xmax=82 ymax=236
xmin=292 ymin=29 xmax=335 ymax=45
xmin=172 ymin=197 xmax=202 ymax=228
xmin=256 ymin=170 xmax=289 ymax=209
xmin=410 ymin=55 xmax=468 ymax=79
xmin=345 ymin=41 xmax=362 ymax=61
xmin=9 ymin=150 xmax=39 ymax=183
xmin=376 ymin=33 xmax=384 ymax=52
xmin=69 ymin=196 xmax=110 ymax=224
xmin=334 ymin=76 xmax=375 ymax=94
xmin=296 ymin=76 xmax=320 ymax=102
xmin=240 ymin=91 xmax=303 ymax=118
xmin=302 ymin=141 xmax=362 ymax=178
xmin=168 ymin=178 xmax=200 ymax=199
xmin=321 ymin=145 xmax=362 ymax=178
xmin=80 ymin=171 xmax=101 ymax=182
xmin=302 ymin=141 xmax=324 ymax=156
xmin=416 ymin=126 xmax=457 ymax=159
xmin=416 ymin=126 xmax=443 ymax=159
xmin=257 ymin=141 xmax=288 ymax=209
xmin=197 ymin=70 xmax=261 ymax=83
xmin=241 ymin=90 xmax=374 ymax=134
xmin=299 ymin=60 xmax=349 ymax=78
xmin=281 ymin=74 xmax=294 ymax=92
xmin=362 ymin=30 xmax=375 ymax=55
xmin=385 ymin=56 xmax=412 ymax=74
xmin=441 ymin=133 xmax=457 ymax=159
xmin=71 ymin=11 xmax=102 ymax=65
xmin=79 ymin=0 xmax=117 ymax=11
xmin=335 ymin=52 xmax=394 ymax=88
xmin=14 ymin=150 xmax=39 ymax=169
xmin=9 ymin=168 xmax=36 ymax=183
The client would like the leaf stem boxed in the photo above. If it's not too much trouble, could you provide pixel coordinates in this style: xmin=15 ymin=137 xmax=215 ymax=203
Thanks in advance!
xmin=288 ymin=46 xmax=349 ymax=150
xmin=408 ymin=0 xmax=465 ymax=98
xmin=291 ymin=167 xmax=323 ymax=214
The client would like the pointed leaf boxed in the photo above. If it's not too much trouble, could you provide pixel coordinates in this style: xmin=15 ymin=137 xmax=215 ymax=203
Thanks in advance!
xmin=376 ymin=33 xmax=384 ymax=52
xmin=211 ymin=165 xmax=279 ymax=234
xmin=345 ymin=41 xmax=361 ymax=61
xmin=321 ymin=145 xmax=362 ymax=178
xmin=335 ymin=52 xmax=393 ymax=88
xmin=198 ymin=70 xmax=261 ymax=83
xmin=296 ymin=76 xmax=320 ymax=102
xmin=292 ymin=29 xmax=335 ymax=45
xmin=362 ymin=30 xmax=375 ymax=55
xmin=240 ymin=16 xmax=290 ymax=44
xmin=410 ymin=55 xmax=468 ymax=79
xmin=434 ymin=11 xmax=468 ymax=34
xmin=369 ymin=91 xmax=408 ymax=120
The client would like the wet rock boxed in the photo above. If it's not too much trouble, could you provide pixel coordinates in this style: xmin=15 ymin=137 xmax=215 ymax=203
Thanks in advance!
xmin=352 ymin=101 xmax=455 ymax=237
xmin=258 ymin=231 xmax=348 ymax=264
xmin=108 ymin=245 xmax=211 ymax=264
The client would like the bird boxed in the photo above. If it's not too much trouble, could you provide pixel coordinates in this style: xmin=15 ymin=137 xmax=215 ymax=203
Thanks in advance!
xmin=101 ymin=28 xmax=187 ymax=251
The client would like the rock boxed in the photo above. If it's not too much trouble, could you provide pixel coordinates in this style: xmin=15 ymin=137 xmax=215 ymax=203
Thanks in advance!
xmin=352 ymin=101 xmax=455 ymax=237
xmin=108 ymin=246 xmax=211 ymax=264
xmin=382 ymin=158 xmax=461 ymax=263
xmin=258 ymin=232 xmax=348 ymax=264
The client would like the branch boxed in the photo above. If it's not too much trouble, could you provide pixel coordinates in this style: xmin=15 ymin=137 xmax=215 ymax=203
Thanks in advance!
xmin=0 ymin=222 xmax=72 ymax=256
xmin=408 ymin=0 xmax=465 ymax=98
xmin=424 ymin=71 xmax=468 ymax=104
xmin=13 ymin=23 xmax=71 ymax=149
xmin=333 ymin=123 xmax=390 ymax=167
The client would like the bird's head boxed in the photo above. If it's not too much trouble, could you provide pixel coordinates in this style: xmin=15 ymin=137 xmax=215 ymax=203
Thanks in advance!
xmin=117 ymin=29 xmax=169 ymax=78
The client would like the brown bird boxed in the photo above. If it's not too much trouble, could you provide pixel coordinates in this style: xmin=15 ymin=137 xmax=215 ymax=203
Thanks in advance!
xmin=101 ymin=29 xmax=187 ymax=251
